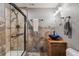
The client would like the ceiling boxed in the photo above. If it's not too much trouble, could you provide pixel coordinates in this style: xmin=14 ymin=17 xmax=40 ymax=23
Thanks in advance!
xmin=15 ymin=3 xmax=61 ymax=8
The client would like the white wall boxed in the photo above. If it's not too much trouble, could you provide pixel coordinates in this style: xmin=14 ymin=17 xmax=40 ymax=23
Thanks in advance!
xmin=27 ymin=8 xmax=55 ymax=27
xmin=55 ymin=3 xmax=79 ymax=51
xmin=0 ymin=3 xmax=5 ymax=17
xmin=0 ymin=3 xmax=10 ymax=17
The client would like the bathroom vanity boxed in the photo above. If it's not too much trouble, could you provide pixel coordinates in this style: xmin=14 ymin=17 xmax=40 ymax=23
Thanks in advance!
xmin=46 ymin=38 xmax=67 ymax=56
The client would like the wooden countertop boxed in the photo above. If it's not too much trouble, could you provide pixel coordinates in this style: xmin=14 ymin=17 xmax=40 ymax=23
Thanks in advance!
xmin=47 ymin=38 xmax=66 ymax=43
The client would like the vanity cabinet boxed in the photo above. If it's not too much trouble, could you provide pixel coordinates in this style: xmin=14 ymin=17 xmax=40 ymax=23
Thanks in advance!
xmin=46 ymin=38 xmax=67 ymax=56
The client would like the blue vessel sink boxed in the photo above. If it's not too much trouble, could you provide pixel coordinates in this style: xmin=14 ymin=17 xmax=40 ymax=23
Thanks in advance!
xmin=49 ymin=34 xmax=61 ymax=40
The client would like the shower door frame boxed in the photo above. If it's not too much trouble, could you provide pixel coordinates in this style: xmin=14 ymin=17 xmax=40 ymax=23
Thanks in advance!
xmin=9 ymin=3 xmax=27 ymax=56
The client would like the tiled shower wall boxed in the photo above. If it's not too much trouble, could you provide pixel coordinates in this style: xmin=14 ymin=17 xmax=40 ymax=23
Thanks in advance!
xmin=0 ymin=17 xmax=6 ymax=55
xmin=10 ymin=8 xmax=24 ymax=51
xmin=0 ymin=3 xmax=6 ymax=56
xmin=26 ymin=8 xmax=55 ymax=52
xmin=38 ymin=27 xmax=53 ymax=50
xmin=5 ymin=7 xmax=10 ymax=54
xmin=0 ymin=3 xmax=25 ymax=56
xmin=27 ymin=27 xmax=53 ymax=52
xmin=5 ymin=6 xmax=25 ymax=55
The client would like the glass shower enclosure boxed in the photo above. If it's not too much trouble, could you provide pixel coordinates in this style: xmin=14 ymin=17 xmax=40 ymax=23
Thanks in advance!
xmin=5 ymin=3 xmax=26 ymax=56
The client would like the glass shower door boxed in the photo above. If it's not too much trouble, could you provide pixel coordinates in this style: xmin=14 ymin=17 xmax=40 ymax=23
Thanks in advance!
xmin=17 ymin=11 xmax=24 ymax=56
xmin=10 ymin=8 xmax=18 ymax=55
xmin=10 ymin=6 xmax=24 ymax=56
xmin=5 ymin=4 xmax=26 ymax=56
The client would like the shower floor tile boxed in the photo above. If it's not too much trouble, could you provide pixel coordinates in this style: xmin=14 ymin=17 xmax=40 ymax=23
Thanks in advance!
xmin=27 ymin=52 xmax=40 ymax=56
xmin=6 ymin=51 xmax=23 ymax=56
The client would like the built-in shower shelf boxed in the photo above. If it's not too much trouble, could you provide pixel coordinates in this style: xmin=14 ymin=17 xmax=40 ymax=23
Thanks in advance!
xmin=11 ymin=33 xmax=24 ymax=38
